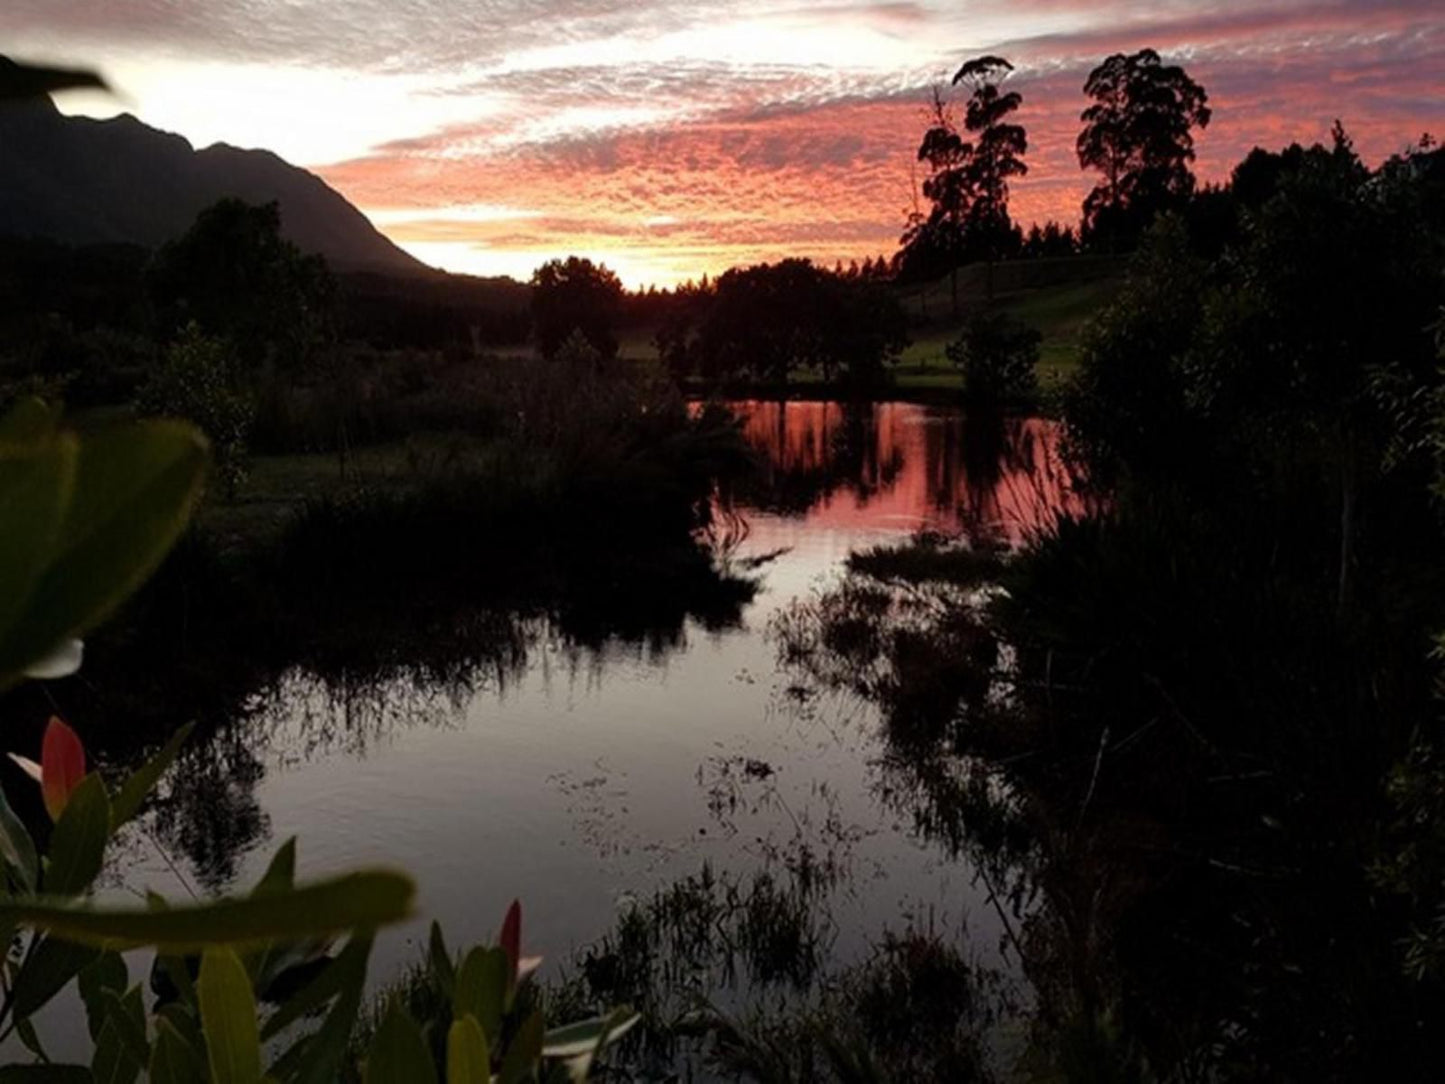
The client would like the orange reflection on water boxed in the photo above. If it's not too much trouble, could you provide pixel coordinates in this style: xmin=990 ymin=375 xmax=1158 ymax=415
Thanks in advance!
xmin=730 ymin=400 xmax=1092 ymax=546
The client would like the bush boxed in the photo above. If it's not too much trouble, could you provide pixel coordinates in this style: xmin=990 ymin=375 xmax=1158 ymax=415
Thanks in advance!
xmin=946 ymin=309 xmax=1040 ymax=403
xmin=137 ymin=323 xmax=255 ymax=499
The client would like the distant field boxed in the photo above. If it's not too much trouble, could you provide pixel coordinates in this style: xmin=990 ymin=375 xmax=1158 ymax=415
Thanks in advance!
xmin=892 ymin=255 xmax=1125 ymax=394
xmin=199 ymin=435 xmax=484 ymax=547
xmin=615 ymin=255 xmax=1126 ymax=396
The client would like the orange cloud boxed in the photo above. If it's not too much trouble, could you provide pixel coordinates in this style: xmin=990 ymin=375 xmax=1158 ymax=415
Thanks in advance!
xmin=21 ymin=0 xmax=1434 ymax=286
xmin=322 ymin=40 xmax=1442 ymax=286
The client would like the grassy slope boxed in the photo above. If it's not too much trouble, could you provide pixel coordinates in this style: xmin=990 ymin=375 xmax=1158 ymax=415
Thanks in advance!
xmin=891 ymin=255 xmax=1124 ymax=394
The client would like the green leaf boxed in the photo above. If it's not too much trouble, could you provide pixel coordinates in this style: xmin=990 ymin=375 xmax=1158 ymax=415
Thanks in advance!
xmin=149 ymin=1017 xmax=206 ymax=1084
xmin=77 ymin=951 xmax=130 ymax=1040
xmin=428 ymin=920 xmax=455 ymax=1000
xmin=0 ymin=782 xmax=39 ymax=893
xmin=0 ymin=430 xmax=76 ymax=689
xmin=198 ymin=948 xmax=262 ymax=1084
xmin=496 ymin=1010 xmax=544 ymax=1084
xmin=447 ymin=1015 xmax=490 ymax=1084
xmin=110 ymin=723 xmax=193 ymax=831
xmin=0 ymin=1067 xmax=93 ymax=1083
xmin=156 ymin=1004 xmax=206 ymax=1062
xmin=15 ymin=1016 xmax=48 ymax=1062
xmin=365 ymin=1002 xmax=437 ymax=1084
xmin=13 ymin=935 xmax=101 ymax=1021
xmin=155 ymin=950 xmax=198 ymax=1010
xmin=45 ymin=774 xmax=111 ymax=897
xmin=92 ymin=988 xmax=145 ymax=1084
xmin=0 ymin=399 xmax=61 ymax=443
xmin=264 ymin=934 xmax=373 ymax=1084
xmin=261 ymin=932 xmax=371 ymax=1041
xmin=0 ymin=419 xmax=207 ymax=680
xmin=251 ymin=838 xmax=297 ymax=897
xmin=542 ymin=1009 xmax=640 ymax=1059
xmin=99 ymin=986 xmax=151 ymax=1069
xmin=0 ymin=869 xmax=414 ymax=950
xmin=453 ymin=947 xmax=506 ymax=1045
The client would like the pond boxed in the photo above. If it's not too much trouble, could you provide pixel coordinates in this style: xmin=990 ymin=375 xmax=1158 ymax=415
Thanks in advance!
xmin=55 ymin=401 xmax=1087 ymax=1063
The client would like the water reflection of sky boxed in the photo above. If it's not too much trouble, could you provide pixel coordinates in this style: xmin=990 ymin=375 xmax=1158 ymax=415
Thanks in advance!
xmin=99 ymin=402 xmax=1081 ymax=1039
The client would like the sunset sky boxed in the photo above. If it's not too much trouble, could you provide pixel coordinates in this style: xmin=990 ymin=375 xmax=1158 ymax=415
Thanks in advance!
xmin=4 ymin=1 xmax=1442 ymax=286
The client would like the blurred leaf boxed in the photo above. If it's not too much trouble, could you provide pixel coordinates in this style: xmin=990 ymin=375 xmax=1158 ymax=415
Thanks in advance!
xmin=92 ymin=989 xmax=145 ymax=1084
xmin=0 ymin=399 xmax=61 ymax=442
xmin=497 ymin=1010 xmax=543 ymax=1084
xmin=22 ymin=637 xmax=83 ymax=680
xmin=41 ymin=717 xmax=87 ymax=822
xmin=264 ymin=933 xmax=372 ymax=1084
xmin=146 ymin=894 xmax=200 ymax=1009
xmin=542 ymin=1009 xmax=639 ymax=1059
xmin=155 ymin=950 xmax=198 ymax=1009
xmin=199 ymin=948 xmax=262 ymax=1084
xmin=365 ymin=1002 xmax=436 ymax=1084
xmin=261 ymin=931 xmax=370 ymax=1040
xmin=245 ymin=839 xmax=309 ymax=988
xmin=0 ymin=419 xmax=207 ymax=680
xmin=447 ymin=1015 xmax=490 ymax=1084
xmin=499 ymin=900 xmax=521 ymax=989
xmin=428 ymin=920 xmax=455 ymax=999
xmin=150 ymin=1017 xmax=206 ymax=1084
xmin=15 ymin=1017 xmax=47 ymax=1062
xmin=251 ymin=838 xmax=297 ymax=897
xmin=8 ymin=755 xmax=41 ymax=784
xmin=0 ymin=1067 xmax=93 ymax=1082
xmin=0 ymin=781 xmax=39 ymax=892
xmin=0 ymin=430 xmax=75 ymax=689
xmin=0 ymin=58 xmax=107 ymax=101
xmin=453 ymin=947 xmax=506 ymax=1045
xmin=45 ymin=774 xmax=110 ymax=896
xmin=77 ymin=950 xmax=129 ymax=1040
xmin=100 ymin=985 xmax=151 ymax=1069
xmin=156 ymin=1004 xmax=206 ymax=1062
xmin=0 ymin=869 xmax=414 ymax=950
xmin=13 ymin=934 xmax=100 ymax=1021
xmin=111 ymin=723 xmax=193 ymax=831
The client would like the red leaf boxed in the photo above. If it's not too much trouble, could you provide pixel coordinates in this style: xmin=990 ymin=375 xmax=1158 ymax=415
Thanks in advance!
xmin=41 ymin=716 xmax=85 ymax=822
xmin=499 ymin=899 xmax=521 ymax=984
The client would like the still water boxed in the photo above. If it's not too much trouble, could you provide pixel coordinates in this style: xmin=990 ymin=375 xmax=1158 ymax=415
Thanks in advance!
xmin=103 ymin=402 xmax=1081 ymax=1039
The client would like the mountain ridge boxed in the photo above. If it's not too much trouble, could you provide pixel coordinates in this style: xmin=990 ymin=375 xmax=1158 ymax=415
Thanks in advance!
xmin=0 ymin=94 xmax=427 ymax=274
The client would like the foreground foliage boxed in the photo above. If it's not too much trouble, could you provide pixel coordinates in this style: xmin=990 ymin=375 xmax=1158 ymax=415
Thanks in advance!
xmin=774 ymin=134 xmax=1445 ymax=1080
xmin=0 ymin=399 xmax=637 ymax=1079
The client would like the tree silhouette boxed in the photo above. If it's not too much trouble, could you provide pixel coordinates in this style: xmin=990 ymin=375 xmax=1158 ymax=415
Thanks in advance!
xmin=530 ymin=256 xmax=624 ymax=360
xmin=1077 ymin=49 xmax=1210 ymax=251
xmin=149 ymin=198 xmax=335 ymax=372
xmin=660 ymin=260 xmax=906 ymax=388
xmin=1022 ymin=221 xmax=1079 ymax=258
xmin=899 ymin=59 xmax=1026 ymax=307
xmin=954 ymin=55 xmax=1027 ymax=297
xmin=899 ymin=87 xmax=971 ymax=311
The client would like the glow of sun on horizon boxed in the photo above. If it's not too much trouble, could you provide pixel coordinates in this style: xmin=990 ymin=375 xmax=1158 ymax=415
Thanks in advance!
xmin=6 ymin=0 xmax=1442 ymax=285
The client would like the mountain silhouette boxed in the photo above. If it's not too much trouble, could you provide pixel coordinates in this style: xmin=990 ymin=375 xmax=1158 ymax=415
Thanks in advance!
xmin=0 ymin=93 xmax=423 ymax=274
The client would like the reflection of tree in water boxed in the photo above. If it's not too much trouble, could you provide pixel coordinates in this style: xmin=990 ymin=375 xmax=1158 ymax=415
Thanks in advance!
xmin=725 ymin=401 xmax=1089 ymax=546
xmin=725 ymin=401 xmax=905 ymax=516
xmin=80 ymin=550 xmax=756 ymax=896
xmin=152 ymin=727 xmax=270 ymax=892
xmin=946 ymin=410 xmax=1090 ymax=545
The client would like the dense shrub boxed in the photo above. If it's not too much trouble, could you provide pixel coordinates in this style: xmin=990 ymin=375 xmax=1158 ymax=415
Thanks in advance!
xmin=946 ymin=308 xmax=1040 ymax=403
